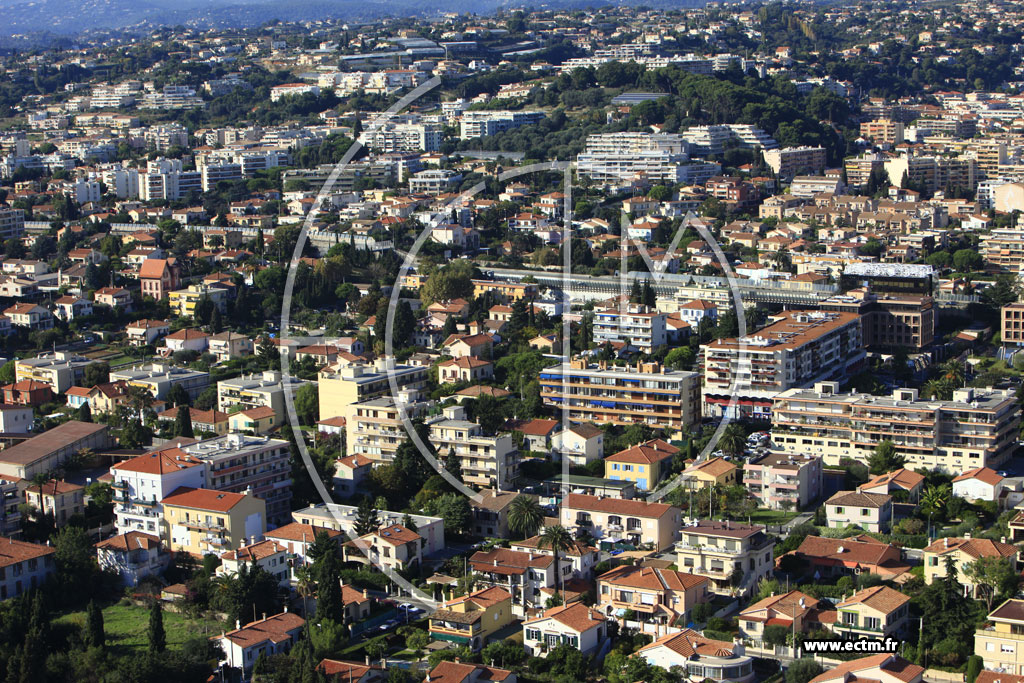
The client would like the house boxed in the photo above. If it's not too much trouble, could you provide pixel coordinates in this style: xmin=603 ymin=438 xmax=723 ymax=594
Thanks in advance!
xmin=523 ymin=603 xmax=608 ymax=656
xmin=597 ymin=565 xmax=710 ymax=634
xmin=825 ymin=490 xmax=893 ymax=533
xmin=423 ymin=661 xmax=516 ymax=683
xmin=860 ymin=468 xmax=925 ymax=502
xmin=635 ymin=629 xmax=755 ymax=683
xmin=317 ymin=660 xmax=385 ymax=683
xmin=976 ymin=599 xmax=1024 ymax=675
xmin=744 ymin=452 xmax=823 ymax=510
xmin=212 ymin=611 xmax=305 ymax=678
xmin=228 ymin=407 xmax=277 ymax=435
xmin=437 ymin=357 xmax=493 ymax=383
xmin=676 ymin=520 xmax=777 ymax=595
xmin=604 ymin=439 xmax=680 ymax=491
xmin=139 ymin=258 xmax=179 ymax=301
xmin=807 ymin=654 xmax=924 ymax=683
xmin=94 ymin=286 xmax=133 ymax=313
xmin=24 ymin=479 xmax=84 ymax=527
xmin=442 ymin=333 xmax=493 ymax=359
xmin=551 ymin=423 xmax=604 ymax=465
xmin=161 ymin=487 xmax=267 ymax=556
xmin=0 ymin=537 xmax=56 ymax=600
xmin=3 ymin=304 xmax=52 ymax=330
xmin=738 ymin=590 xmax=829 ymax=641
xmin=53 ymin=296 xmax=92 ymax=321
xmin=923 ymin=536 xmax=1019 ymax=597
xmin=529 ymin=335 xmax=561 ymax=354
xmin=470 ymin=489 xmax=518 ymax=539
xmin=783 ymin=535 xmax=912 ymax=581
xmin=561 ymin=494 xmax=681 ymax=550
xmin=470 ymin=546 xmax=566 ymax=610
xmin=217 ymin=539 xmax=291 ymax=588
xmin=95 ymin=531 xmax=169 ymax=586
xmin=164 ymin=328 xmax=210 ymax=354
xmin=331 ymin=454 xmax=373 ymax=499
xmin=508 ymin=418 xmax=559 ymax=453
xmin=343 ymin=523 xmax=424 ymax=572
xmin=296 ymin=345 xmax=340 ymax=366
xmin=953 ymin=467 xmax=1006 ymax=503
xmin=831 ymin=585 xmax=911 ymax=640
xmin=158 ymin=407 xmax=230 ymax=436
xmin=2 ymin=380 xmax=52 ymax=406
xmin=208 ymin=332 xmax=254 ymax=362
xmin=126 ymin=319 xmax=170 ymax=346
xmin=264 ymin=522 xmax=344 ymax=573
xmin=428 ymin=586 xmax=514 ymax=651
xmin=681 ymin=456 xmax=739 ymax=490
xmin=511 ymin=535 xmax=599 ymax=580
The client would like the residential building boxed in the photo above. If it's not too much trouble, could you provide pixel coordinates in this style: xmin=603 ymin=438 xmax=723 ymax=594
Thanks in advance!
xmin=953 ymin=467 xmax=1008 ymax=503
xmin=459 ymin=110 xmax=544 ymax=139
xmin=217 ymin=371 xmax=310 ymax=428
xmin=976 ymin=599 xmax=1024 ymax=675
xmin=168 ymin=283 xmax=230 ymax=318
xmin=743 ymin=452 xmax=823 ymax=510
xmin=161 ymin=487 xmax=267 ymax=556
xmin=423 ymin=661 xmax=515 ymax=683
xmin=738 ymin=590 xmax=829 ymax=641
xmin=217 ymin=539 xmax=291 ymax=588
xmin=0 ymin=537 xmax=55 ymax=600
xmin=343 ymin=523 xmax=424 ymax=572
xmin=560 ymin=494 xmax=680 ymax=551
xmin=469 ymin=546 xmax=570 ymax=610
xmin=343 ymin=394 xmax=429 ymax=465
xmin=470 ymin=489 xmax=518 ymax=539
xmin=213 ymin=612 xmax=305 ymax=678
xmin=15 ymin=351 xmax=92 ymax=394
xmin=428 ymin=586 xmax=514 ymax=651
xmin=2 ymin=380 xmax=52 ymax=406
xmin=807 ymin=655 xmax=923 ymax=683
xmin=317 ymin=360 xmax=428 ymax=420
xmin=539 ymin=360 xmax=701 ymax=433
xmin=1004 ymin=303 xmax=1024 ymax=346
xmin=593 ymin=304 xmax=668 ymax=353
xmin=110 ymin=447 xmax=206 ymax=536
xmin=164 ymin=328 xmax=209 ymax=354
xmin=551 ymin=424 xmax=604 ymax=466
xmin=597 ymin=565 xmax=710 ymax=634
xmin=825 ymin=490 xmax=893 ymax=533
xmin=138 ymin=258 xmax=179 ymax=301
xmin=771 ymin=384 xmax=1021 ymax=472
xmin=831 ymin=586 xmax=911 ymax=640
xmin=292 ymin=504 xmax=445 ymax=556
xmin=681 ymin=457 xmax=739 ymax=491
xmin=676 ymin=520 xmax=776 ymax=595
xmin=0 ymin=405 xmax=31 ymax=434
xmin=109 ymin=363 xmax=209 ymax=400
xmin=636 ymin=630 xmax=755 ymax=683
xmin=821 ymin=291 xmax=935 ymax=350
xmin=605 ymin=439 xmax=679 ymax=491
xmin=703 ymin=310 xmax=864 ymax=420
xmin=923 ymin=536 xmax=1019 ymax=596
xmin=860 ymin=119 xmax=905 ymax=145
xmin=3 ymin=304 xmax=52 ymax=330
xmin=95 ymin=531 xmax=169 ymax=586
xmin=437 ymin=357 xmax=494 ymax=383
xmin=784 ymin=535 xmax=912 ymax=582
xmin=24 ymin=479 xmax=84 ymax=527
xmin=762 ymin=146 xmax=827 ymax=179
xmin=426 ymin=405 xmax=518 ymax=491
xmin=523 ymin=604 xmax=608 ymax=656
xmin=208 ymin=332 xmax=254 ymax=362
xmin=126 ymin=319 xmax=169 ymax=346
xmin=860 ymin=468 xmax=925 ymax=501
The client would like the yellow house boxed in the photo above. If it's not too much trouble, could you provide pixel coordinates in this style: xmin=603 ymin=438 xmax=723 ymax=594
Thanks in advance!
xmin=168 ymin=283 xmax=229 ymax=318
xmin=25 ymin=479 xmax=84 ymax=527
xmin=832 ymin=586 xmax=910 ymax=640
xmin=161 ymin=487 xmax=266 ymax=557
xmin=976 ymin=599 xmax=1024 ymax=674
xmin=923 ymin=536 xmax=1019 ymax=597
xmin=429 ymin=586 xmax=514 ymax=651
xmin=229 ymin=407 xmax=277 ymax=435
xmin=604 ymin=439 xmax=679 ymax=491
xmin=681 ymin=456 xmax=739 ymax=490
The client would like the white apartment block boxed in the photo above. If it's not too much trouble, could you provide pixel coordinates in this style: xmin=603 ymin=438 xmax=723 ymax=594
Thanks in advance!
xmin=459 ymin=110 xmax=544 ymax=139
xmin=593 ymin=303 xmax=667 ymax=353
xmin=426 ymin=405 xmax=518 ymax=491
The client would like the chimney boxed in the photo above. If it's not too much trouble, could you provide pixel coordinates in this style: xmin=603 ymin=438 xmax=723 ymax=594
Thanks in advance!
xmin=1002 ymin=537 xmax=1007 ymax=544
xmin=943 ymin=537 xmax=949 ymax=548
xmin=235 ymin=619 xmax=241 ymax=630
xmin=262 ymin=612 xmax=267 ymax=622
xmin=283 ymin=605 xmax=288 ymax=613
xmin=454 ymin=657 xmax=461 ymax=664
xmin=363 ymin=589 xmax=369 ymax=599
xmin=964 ymin=532 xmax=971 ymax=540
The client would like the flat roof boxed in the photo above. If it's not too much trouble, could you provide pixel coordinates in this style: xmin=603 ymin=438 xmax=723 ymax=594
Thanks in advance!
xmin=843 ymin=262 xmax=934 ymax=279
xmin=549 ymin=474 xmax=635 ymax=490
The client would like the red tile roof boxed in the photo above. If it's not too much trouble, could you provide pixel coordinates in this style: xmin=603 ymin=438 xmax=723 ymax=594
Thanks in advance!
xmin=162 ymin=487 xmax=249 ymax=513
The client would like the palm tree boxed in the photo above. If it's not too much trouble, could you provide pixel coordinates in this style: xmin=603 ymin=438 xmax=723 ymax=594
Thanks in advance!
xmin=294 ymin=565 xmax=315 ymax=619
xmin=920 ymin=483 xmax=951 ymax=515
xmin=507 ymin=495 xmax=544 ymax=539
xmin=717 ymin=423 xmax=746 ymax=458
xmin=538 ymin=525 xmax=575 ymax=601
xmin=941 ymin=359 xmax=966 ymax=386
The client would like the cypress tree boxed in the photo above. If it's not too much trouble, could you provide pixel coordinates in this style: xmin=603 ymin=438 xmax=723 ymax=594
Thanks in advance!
xmin=148 ymin=602 xmax=166 ymax=653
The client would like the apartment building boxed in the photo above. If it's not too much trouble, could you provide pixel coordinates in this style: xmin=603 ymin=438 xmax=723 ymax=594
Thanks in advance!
xmin=560 ymin=494 xmax=680 ymax=551
xmin=597 ymin=565 xmax=710 ymax=633
xmin=343 ymin=394 xmax=429 ymax=465
xmin=592 ymin=304 xmax=667 ymax=353
xmin=429 ymin=586 xmax=514 ymax=651
xmin=884 ymin=153 xmax=977 ymax=194
xmin=317 ymin=359 xmax=428 ymax=420
xmin=762 ymin=146 xmax=827 ymax=179
xmin=459 ymin=111 xmax=544 ymax=139
xmin=983 ymin=228 xmax=1024 ymax=271
xmin=217 ymin=371 xmax=311 ymax=428
xmin=168 ymin=283 xmax=230 ymax=317
xmin=162 ymin=487 xmax=266 ymax=556
xmin=292 ymin=503 xmax=446 ymax=557
xmin=408 ymin=169 xmax=462 ymax=194
xmin=110 ymin=447 xmax=207 ymax=536
xmin=539 ymin=360 xmax=700 ymax=433
xmin=469 ymin=547 xmax=568 ymax=610
xmin=0 ymin=538 xmax=55 ymax=600
xmin=976 ymin=599 xmax=1024 ymax=675
xmin=179 ymin=434 xmax=292 ymax=526
xmin=771 ymin=383 xmax=1020 ymax=472
xmin=676 ymin=520 xmax=776 ymax=595
xmin=24 ymin=479 xmax=84 ymax=528
xmin=844 ymin=153 xmax=886 ymax=190
xmin=701 ymin=310 xmax=864 ymax=420
xmin=426 ymin=405 xmax=518 ymax=491
xmin=832 ymin=586 xmax=910 ymax=640
xmin=743 ymin=452 xmax=823 ymax=510
xmin=110 ymin=363 xmax=209 ymax=400
xmin=0 ymin=208 xmax=25 ymax=241
xmin=576 ymin=150 xmax=693 ymax=185
xmin=825 ymin=490 xmax=893 ymax=533
xmin=364 ymin=122 xmax=442 ymax=152
xmin=1002 ymin=303 xmax=1024 ymax=346
xmin=860 ymin=119 xmax=905 ymax=145
xmin=14 ymin=351 xmax=92 ymax=394
xmin=821 ymin=291 xmax=935 ymax=350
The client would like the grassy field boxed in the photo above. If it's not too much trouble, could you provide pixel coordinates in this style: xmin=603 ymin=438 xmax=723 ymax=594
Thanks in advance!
xmin=744 ymin=509 xmax=801 ymax=526
xmin=57 ymin=602 xmax=225 ymax=656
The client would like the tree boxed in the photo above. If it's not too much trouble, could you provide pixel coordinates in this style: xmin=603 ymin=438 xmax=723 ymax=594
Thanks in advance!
xmin=83 ymin=362 xmax=109 ymax=386
xmin=763 ymin=624 xmax=790 ymax=647
xmin=148 ymin=602 xmax=166 ymax=653
xmin=952 ymin=249 xmax=983 ymax=273
xmin=354 ymin=498 xmax=379 ymax=536
xmin=964 ymin=556 xmax=1018 ymax=612
xmin=868 ymin=440 xmax=904 ymax=475
xmin=294 ymin=383 xmax=319 ymax=426
xmin=641 ymin=280 xmax=655 ymax=307
xmin=718 ymin=423 xmax=746 ymax=458
xmin=175 ymin=405 xmax=194 ymax=438
xmin=786 ymin=658 xmax=824 ymax=683
xmin=538 ymin=525 xmax=574 ymax=598
xmin=966 ymin=655 xmax=983 ymax=683
xmin=77 ymin=402 xmax=92 ymax=423
xmin=507 ymin=495 xmax=544 ymax=539
xmin=434 ymin=494 xmax=471 ymax=536
xmin=167 ymin=383 xmax=190 ymax=408
xmin=86 ymin=599 xmax=105 ymax=650
xmin=257 ymin=336 xmax=279 ymax=369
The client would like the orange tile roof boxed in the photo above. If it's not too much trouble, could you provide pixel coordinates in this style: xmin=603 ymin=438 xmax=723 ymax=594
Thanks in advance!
xmin=112 ymin=447 xmax=203 ymax=474
xmin=808 ymin=654 xmax=923 ymax=683
xmin=162 ymin=487 xmax=249 ymax=513
xmin=953 ymin=466 xmax=1004 ymax=486
xmin=524 ymin=602 xmax=606 ymax=633
xmin=837 ymin=585 xmax=909 ymax=614
xmin=426 ymin=661 xmax=514 ymax=683
xmin=564 ymin=493 xmax=674 ymax=518
xmin=598 ymin=565 xmax=709 ymax=593
xmin=924 ymin=536 xmax=1018 ymax=559
xmin=0 ymin=537 xmax=55 ymax=568
xmin=138 ymin=259 xmax=170 ymax=279
xmin=220 ymin=539 xmax=286 ymax=562
xmin=637 ymin=628 xmax=736 ymax=659
xmin=95 ymin=531 xmax=161 ymax=552
xmin=265 ymin=522 xmax=341 ymax=543
xmin=217 ymin=611 xmax=305 ymax=649
xmin=318 ymin=660 xmax=382 ymax=681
